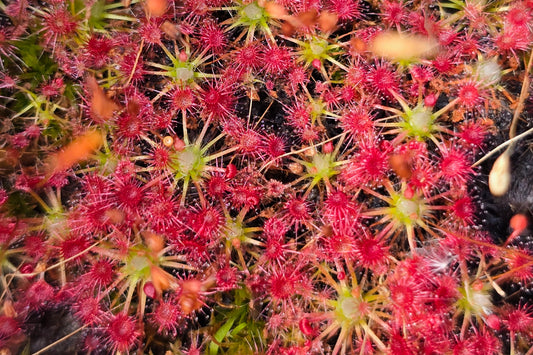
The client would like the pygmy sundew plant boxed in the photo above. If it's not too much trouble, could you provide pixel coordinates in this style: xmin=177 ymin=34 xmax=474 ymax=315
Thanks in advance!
xmin=1 ymin=0 xmax=533 ymax=354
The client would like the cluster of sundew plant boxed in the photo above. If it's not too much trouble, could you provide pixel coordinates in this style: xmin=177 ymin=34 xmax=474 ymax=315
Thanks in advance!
xmin=1 ymin=0 xmax=533 ymax=353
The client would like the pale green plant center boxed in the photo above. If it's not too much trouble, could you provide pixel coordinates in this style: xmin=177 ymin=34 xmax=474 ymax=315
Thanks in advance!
xmin=458 ymin=282 xmax=493 ymax=316
xmin=130 ymin=255 xmax=150 ymax=272
xmin=242 ymin=3 xmax=263 ymax=21
xmin=302 ymin=38 xmax=330 ymax=65
xmin=224 ymin=219 xmax=244 ymax=240
xmin=340 ymin=297 xmax=359 ymax=319
xmin=407 ymin=105 xmax=434 ymax=137
xmin=390 ymin=193 xmax=425 ymax=226
xmin=396 ymin=198 xmax=419 ymax=218
xmin=310 ymin=42 xmax=326 ymax=56
xmin=122 ymin=248 xmax=154 ymax=280
xmin=303 ymin=152 xmax=338 ymax=187
xmin=310 ymin=153 xmax=332 ymax=176
xmin=45 ymin=211 xmax=68 ymax=237
xmin=334 ymin=292 xmax=365 ymax=327
xmin=476 ymin=59 xmax=501 ymax=85
xmin=178 ymin=148 xmax=198 ymax=173
xmin=172 ymin=144 xmax=206 ymax=181
xmin=173 ymin=67 xmax=194 ymax=82
xmin=311 ymin=102 xmax=324 ymax=115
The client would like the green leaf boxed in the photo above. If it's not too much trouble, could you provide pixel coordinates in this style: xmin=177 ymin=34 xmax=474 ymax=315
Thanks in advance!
xmin=15 ymin=36 xmax=57 ymax=86
xmin=231 ymin=322 xmax=247 ymax=335
xmin=63 ymin=81 xmax=79 ymax=103
xmin=208 ymin=313 xmax=237 ymax=355
xmin=88 ymin=0 xmax=108 ymax=30
xmin=6 ymin=191 xmax=39 ymax=217
xmin=42 ymin=118 xmax=68 ymax=140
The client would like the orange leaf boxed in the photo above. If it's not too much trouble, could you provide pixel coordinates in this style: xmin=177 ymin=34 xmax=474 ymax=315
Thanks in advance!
xmin=317 ymin=11 xmax=338 ymax=33
xmin=349 ymin=37 xmax=367 ymax=55
xmin=179 ymin=279 xmax=203 ymax=315
xmin=389 ymin=154 xmax=413 ymax=179
xmin=145 ymin=0 xmax=167 ymax=17
xmin=87 ymin=77 xmax=118 ymax=122
xmin=369 ymin=31 xmax=439 ymax=61
xmin=48 ymin=130 xmax=104 ymax=174
xmin=142 ymin=231 xmax=165 ymax=253
xmin=150 ymin=265 xmax=172 ymax=294
xmin=281 ymin=20 xmax=296 ymax=36
xmin=161 ymin=20 xmax=179 ymax=39
xmin=264 ymin=1 xmax=287 ymax=19
xmin=296 ymin=10 xmax=319 ymax=27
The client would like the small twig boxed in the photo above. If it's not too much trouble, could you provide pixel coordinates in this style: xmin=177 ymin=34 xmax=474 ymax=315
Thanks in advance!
xmin=18 ymin=242 xmax=99 ymax=277
xmin=259 ymin=132 xmax=345 ymax=173
xmin=509 ymin=49 xmax=533 ymax=141
xmin=32 ymin=325 xmax=87 ymax=355
xmin=124 ymin=39 xmax=145 ymax=87
xmin=472 ymin=126 xmax=533 ymax=167
xmin=473 ymin=49 xmax=533 ymax=168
